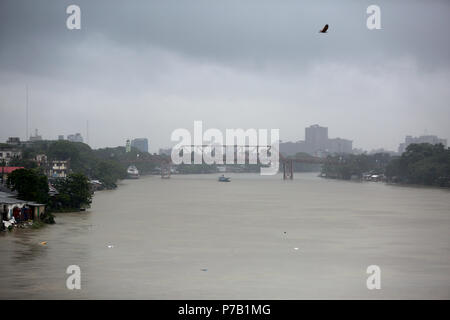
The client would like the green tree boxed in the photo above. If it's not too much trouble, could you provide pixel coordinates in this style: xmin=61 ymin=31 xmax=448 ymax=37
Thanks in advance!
xmin=53 ymin=173 xmax=92 ymax=210
xmin=7 ymin=168 xmax=49 ymax=203
xmin=386 ymin=143 xmax=450 ymax=186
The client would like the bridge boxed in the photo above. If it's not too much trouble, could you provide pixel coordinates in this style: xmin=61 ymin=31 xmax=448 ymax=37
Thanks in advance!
xmin=121 ymin=145 xmax=339 ymax=180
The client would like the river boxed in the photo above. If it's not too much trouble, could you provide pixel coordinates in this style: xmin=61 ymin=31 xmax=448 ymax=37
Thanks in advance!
xmin=1 ymin=173 xmax=449 ymax=299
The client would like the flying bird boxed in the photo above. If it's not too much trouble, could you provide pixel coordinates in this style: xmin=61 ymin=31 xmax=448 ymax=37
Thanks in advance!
xmin=319 ymin=24 xmax=329 ymax=33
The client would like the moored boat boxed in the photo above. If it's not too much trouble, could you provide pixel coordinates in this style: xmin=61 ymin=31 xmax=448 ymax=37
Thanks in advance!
xmin=127 ymin=165 xmax=140 ymax=179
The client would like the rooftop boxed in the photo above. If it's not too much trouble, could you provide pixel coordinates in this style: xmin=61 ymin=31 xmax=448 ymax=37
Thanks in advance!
xmin=1 ymin=167 xmax=24 ymax=174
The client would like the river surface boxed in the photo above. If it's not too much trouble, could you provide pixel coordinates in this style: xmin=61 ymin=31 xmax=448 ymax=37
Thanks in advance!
xmin=1 ymin=173 xmax=449 ymax=299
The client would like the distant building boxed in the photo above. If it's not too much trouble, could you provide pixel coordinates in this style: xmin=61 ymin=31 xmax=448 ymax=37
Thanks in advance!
xmin=398 ymin=135 xmax=447 ymax=153
xmin=125 ymin=140 xmax=131 ymax=153
xmin=305 ymin=124 xmax=329 ymax=153
xmin=35 ymin=154 xmax=47 ymax=167
xmin=67 ymin=133 xmax=83 ymax=143
xmin=328 ymin=138 xmax=353 ymax=154
xmin=280 ymin=124 xmax=353 ymax=157
xmin=58 ymin=135 xmax=65 ymax=141
xmin=0 ymin=147 xmax=22 ymax=165
xmin=29 ymin=129 xmax=42 ymax=142
xmin=159 ymin=148 xmax=172 ymax=156
xmin=369 ymin=148 xmax=397 ymax=156
xmin=279 ymin=141 xmax=307 ymax=157
xmin=6 ymin=137 xmax=20 ymax=145
xmin=49 ymin=160 xmax=69 ymax=178
xmin=131 ymin=138 xmax=149 ymax=153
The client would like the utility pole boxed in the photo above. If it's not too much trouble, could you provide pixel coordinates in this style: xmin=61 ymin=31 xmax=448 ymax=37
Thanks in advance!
xmin=26 ymin=85 xmax=29 ymax=141
xmin=86 ymin=120 xmax=90 ymax=146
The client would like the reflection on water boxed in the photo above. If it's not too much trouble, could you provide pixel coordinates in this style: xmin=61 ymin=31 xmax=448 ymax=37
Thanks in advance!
xmin=1 ymin=173 xmax=449 ymax=299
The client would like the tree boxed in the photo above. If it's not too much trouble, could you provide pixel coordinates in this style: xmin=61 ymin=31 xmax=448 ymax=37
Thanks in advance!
xmin=386 ymin=143 xmax=450 ymax=186
xmin=7 ymin=168 xmax=49 ymax=204
xmin=53 ymin=173 xmax=92 ymax=210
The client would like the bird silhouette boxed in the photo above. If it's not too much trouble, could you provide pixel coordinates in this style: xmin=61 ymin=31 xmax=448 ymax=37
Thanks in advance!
xmin=319 ymin=24 xmax=329 ymax=33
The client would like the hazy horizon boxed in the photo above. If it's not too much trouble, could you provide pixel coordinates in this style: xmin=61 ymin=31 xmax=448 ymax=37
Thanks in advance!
xmin=1 ymin=0 xmax=449 ymax=153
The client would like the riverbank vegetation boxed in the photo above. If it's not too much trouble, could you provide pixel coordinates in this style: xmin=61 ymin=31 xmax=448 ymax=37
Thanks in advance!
xmin=321 ymin=143 xmax=450 ymax=187
xmin=50 ymin=173 xmax=93 ymax=212
xmin=19 ymin=140 xmax=128 ymax=189
xmin=386 ymin=143 xmax=450 ymax=187
xmin=7 ymin=168 xmax=49 ymax=204
xmin=321 ymin=152 xmax=392 ymax=180
xmin=6 ymin=168 xmax=92 ymax=223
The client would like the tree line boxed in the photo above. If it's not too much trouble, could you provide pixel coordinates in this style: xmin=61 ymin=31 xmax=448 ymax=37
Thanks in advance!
xmin=321 ymin=143 xmax=450 ymax=187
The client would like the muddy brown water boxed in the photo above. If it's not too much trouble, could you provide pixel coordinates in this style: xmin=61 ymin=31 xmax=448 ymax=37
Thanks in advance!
xmin=1 ymin=173 xmax=449 ymax=299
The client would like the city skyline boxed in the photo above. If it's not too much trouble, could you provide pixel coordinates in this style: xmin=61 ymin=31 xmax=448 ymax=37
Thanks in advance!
xmin=2 ymin=122 xmax=447 ymax=157
xmin=1 ymin=1 xmax=449 ymax=303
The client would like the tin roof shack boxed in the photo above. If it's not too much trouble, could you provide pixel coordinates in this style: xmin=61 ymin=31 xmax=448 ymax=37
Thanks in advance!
xmin=27 ymin=203 xmax=46 ymax=221
xmin=0 ymin=192 xmax=28 ymax=221
xmin=0 ymin=191 xmax=45 ymax=223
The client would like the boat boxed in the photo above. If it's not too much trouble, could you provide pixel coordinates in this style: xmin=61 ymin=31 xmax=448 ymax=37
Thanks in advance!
xmin=127 ymin=165 xmax=140 ymax=179
xmin=218 ymin=175 xmax=230 ymax=182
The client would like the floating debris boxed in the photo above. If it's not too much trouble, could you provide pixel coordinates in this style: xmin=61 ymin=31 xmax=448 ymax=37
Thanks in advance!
xmin=40 ymin=241 xmax=47 ymax=245
xmin=200 ymin=268 xmax=208 ymax=272
xmin=107 ymin=245 xmax=114 ymax=248
xmin=293 ymin=247 xmax=299 ymax=251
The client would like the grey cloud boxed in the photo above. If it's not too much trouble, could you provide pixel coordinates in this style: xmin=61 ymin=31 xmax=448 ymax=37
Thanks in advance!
xmin=0 ymin=0 xmax=449 ymax=152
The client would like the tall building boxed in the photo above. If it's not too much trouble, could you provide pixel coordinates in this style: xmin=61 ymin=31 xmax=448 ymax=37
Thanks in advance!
xmin=305 ymin=124 xmax=329 ymax=153
xmin=279 ymin=124 xmax=353 ymax=157
xmin=67 ymin=133 xmax=83 ymax=143
xmin=328 ymin=138 xmax=353 ymax=154
xmin=398 ymin=135 xmax=447 ymax=153
xmin=29 ymin=129 xmax=42 ymax=142
xmin=131 ymin=138 xmax=149 ymax=153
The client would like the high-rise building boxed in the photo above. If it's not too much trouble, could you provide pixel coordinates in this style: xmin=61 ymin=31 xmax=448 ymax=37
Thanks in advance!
xmin=29 ymin=129 xmax=42 ymax=142
xmin=131 ymin=138 xmax=149 ymax=153
xmin=398 ymin=135 xmax=447 ymax=153
xmin=305 ymin=124 xmax=328 ymax=152
xmin=67 ymin=133 xmax=83 ymax=143
xmin=280 ymin=124 xmax=353 ymax=157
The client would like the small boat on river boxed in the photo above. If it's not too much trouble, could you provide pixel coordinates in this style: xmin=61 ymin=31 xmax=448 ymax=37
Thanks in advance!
xmin=218 ymin=175 xmax=230 ymax=182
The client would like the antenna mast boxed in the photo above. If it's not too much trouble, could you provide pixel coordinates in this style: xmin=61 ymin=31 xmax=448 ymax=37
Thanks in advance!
xmin=26 ymin=85 xmax=29 ymax=141
xmin=86 ymin=120 xmax=90 ymax=146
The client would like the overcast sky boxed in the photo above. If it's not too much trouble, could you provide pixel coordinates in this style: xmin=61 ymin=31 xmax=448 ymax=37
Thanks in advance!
xmin=0 ymin=0 xmax=449 ymax=152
